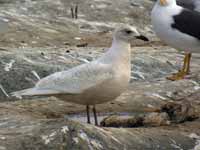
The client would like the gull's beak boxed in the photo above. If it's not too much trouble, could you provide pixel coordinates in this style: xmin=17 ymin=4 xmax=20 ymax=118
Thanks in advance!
xmin=135 ymin=35 xmax=149 ymax=41
xmin=131 ymin=27 xmax=149 ymax=41
xmin=159 ymin=0 xmax=167 ymax=6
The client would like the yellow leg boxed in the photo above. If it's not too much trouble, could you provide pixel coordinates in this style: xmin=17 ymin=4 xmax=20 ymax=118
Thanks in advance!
xmin=184 ymin=53 xmax=191 ymax=74
xmin=167 ymin=53 xmax=192 ymax=81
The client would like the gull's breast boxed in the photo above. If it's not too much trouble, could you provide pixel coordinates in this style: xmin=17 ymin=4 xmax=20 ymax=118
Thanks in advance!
xmin=56 ymin=68 xmax=130 ymax=105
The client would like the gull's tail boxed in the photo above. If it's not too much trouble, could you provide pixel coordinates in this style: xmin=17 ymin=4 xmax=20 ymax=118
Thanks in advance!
xmin=11 ymin=88 xmax=36 ymax=99
xmin=11 ymin=88 xmax=60 ymax=98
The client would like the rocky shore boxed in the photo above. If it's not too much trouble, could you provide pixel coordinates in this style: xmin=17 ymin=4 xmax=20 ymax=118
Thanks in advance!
xmin=0 ymin=0 xmax=199 ymax=149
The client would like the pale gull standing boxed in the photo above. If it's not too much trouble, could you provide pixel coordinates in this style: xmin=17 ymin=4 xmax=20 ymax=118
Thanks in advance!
xmin=151 ymin=0 xmax=200 ymax=80
xmin=11 ymin=25 xmax=148 ymax=125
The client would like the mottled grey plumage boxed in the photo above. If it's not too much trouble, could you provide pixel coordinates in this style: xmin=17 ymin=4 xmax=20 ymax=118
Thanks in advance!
xmin=12 ymin=25 xmax=141 ymax=105
xmin=12 ymin=25 xmax=142 ymax=125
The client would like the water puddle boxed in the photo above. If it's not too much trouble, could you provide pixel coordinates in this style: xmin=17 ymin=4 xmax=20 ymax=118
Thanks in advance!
xmin=65 ymin=112 xmax=143 ymax=124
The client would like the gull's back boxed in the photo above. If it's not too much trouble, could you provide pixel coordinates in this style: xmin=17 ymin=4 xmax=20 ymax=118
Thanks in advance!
xmin=35 ymin=60 xmax=113 ymax=95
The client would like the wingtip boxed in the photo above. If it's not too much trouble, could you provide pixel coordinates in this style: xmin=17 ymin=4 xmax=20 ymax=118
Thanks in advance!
xmin=10 ymin=91 xmax=23 ymax=99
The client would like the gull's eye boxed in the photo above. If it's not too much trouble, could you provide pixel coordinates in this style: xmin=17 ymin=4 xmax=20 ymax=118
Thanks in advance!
xmin=125 ymin=30 xmax=133 ymax=34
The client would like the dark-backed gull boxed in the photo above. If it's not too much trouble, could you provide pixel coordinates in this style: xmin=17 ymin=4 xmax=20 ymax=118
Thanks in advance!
xmin=11 ymin=25 xmax=148 ymax=126
xmin=151 ymin=0 xmax=200 ymax=80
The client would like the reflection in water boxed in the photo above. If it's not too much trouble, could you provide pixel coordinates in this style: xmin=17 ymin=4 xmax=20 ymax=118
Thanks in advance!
xmin=65 ymin=112 xmax=143 ymax=124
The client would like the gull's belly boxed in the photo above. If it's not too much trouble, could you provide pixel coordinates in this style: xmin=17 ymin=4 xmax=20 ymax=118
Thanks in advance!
xmin=56 ymin=76 xmax=129 ymax=105
xmin=153 ymin=23 xmax=200 ymax=53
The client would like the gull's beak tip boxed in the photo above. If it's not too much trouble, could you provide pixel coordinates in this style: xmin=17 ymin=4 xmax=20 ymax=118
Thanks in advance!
xmin=135 ymin=35 xmax=149 ymax=41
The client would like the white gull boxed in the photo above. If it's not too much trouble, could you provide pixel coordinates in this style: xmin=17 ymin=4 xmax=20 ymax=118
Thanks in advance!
xmin=11 ymin=25 xmax=147 ymax=125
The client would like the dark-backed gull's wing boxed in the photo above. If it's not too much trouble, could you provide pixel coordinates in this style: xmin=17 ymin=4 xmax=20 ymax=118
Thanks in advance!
xmin=171 ymin=9 xmax=200 ymax=40
xmin=177 ymin=0 xmax=200 ymax=11
xmin=177 ymin=0 xmax=196 ymax=10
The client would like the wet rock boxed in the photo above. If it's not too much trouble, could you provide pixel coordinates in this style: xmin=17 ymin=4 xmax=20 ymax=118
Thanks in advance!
xmin=100 ymin=101 xmax=199 ymax=127
xmin=161 ymin=101 xmax=199 ymax=123
xmin=0 ymin=100 xmax=198 ymax=150
xmin=143 ymin=112 xmax=170 ymax=126
xmin=0 ymin=0 xmax=154 ymax=47
xmin=100 ymin=113 xmax=170 ymax=128
xmin=1 ymin=46 xmax=199 ymax=100
xmin=0 ymin=0 xmax=199 ymax=149
xmin=100 ymin=115 xmax=144 ymax=127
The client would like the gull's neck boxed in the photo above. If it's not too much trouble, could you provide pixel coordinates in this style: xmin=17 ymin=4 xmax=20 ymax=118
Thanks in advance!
xmin=99 ymin=37 xmax=131 ymax=66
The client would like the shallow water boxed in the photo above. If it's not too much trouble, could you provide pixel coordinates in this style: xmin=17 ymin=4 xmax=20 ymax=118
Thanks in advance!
xmin=65 ymin=112 xmax=143 ymax=124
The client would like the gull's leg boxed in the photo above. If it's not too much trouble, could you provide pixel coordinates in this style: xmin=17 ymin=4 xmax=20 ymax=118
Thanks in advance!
xmin=86 ymin=105 xmax=91 ymax=124
xmin=93 ymin=105 xmax=98 ymax=126
xmin=167 ymin=53 xmax=192 ymax=81
xmin=180 ymin=53 xmax=188 ymax=73
xmin=184 ymin=53 xmax=191 ymax=74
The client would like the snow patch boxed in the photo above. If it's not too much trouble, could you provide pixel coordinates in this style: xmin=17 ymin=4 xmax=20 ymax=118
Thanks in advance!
xmin=79 ymin=130 xmax=89 ymax=142
xmin=170 ymin=138 xmax=183 ymax=150
xmin=90 ymin=139 xmax=103 ymax=149
xmin=41 ymin=131 xmax=57 ymax=145
xmin=145 ymin=92 xmax=167 ymax=100
xmin=4 ymin=60 xmax=15 ymax=72
xmin=166 ymin=91 xmax=173 ymax=98
xmin=74 ymin=37 xmax=81 ymax=40
xmin=61 ymin=126 xmax=69 ymax=134
xmin=78 ymin=130 xmax=103 ymax=149
xmin=73 ymin=137 xmax=79 ymax=144
xmin=49 ymin=131 xmax=57 ymax=137
xmin=31 ymin=70 xmax=41 ymax=80
xmin=0 ymin=84 xmax=10 ymax=98
xmin=194 ymin=86 xmax=200 ymax=91
xmin=147 ymin=104 xmax=154 ymax=108
xmin=41 ymin=135 xmax=51 ymax=145
xmin=189 ymin=133 xmax=200 ymax=150
xmin=0 ymin=136 xmax=6 ymax=140
xmin=66 ymin=54 xmax=90 ymax=63
xmin=151 ymin=93 xmax=167 ymax=100
xmin=190 ymin=133 xmax=200 ymax=139
xmin=0 ymin=146 xmax=6 ymax=150
xmin=190 ymin=81 xmax=200 ymax=91
xmin=133 ymin=70 xmax=145 ymax=80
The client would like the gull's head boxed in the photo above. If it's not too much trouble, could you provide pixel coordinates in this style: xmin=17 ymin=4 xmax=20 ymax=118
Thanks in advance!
xmin=113 ymin=25 xmax=149 ymax=43
xmin=158 ymin=0 xmax=176 ymax=6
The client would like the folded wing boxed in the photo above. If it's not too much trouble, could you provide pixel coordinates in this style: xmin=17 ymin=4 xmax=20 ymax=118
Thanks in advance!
xmin=12 ymin=62 xmax=114 ymax=97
